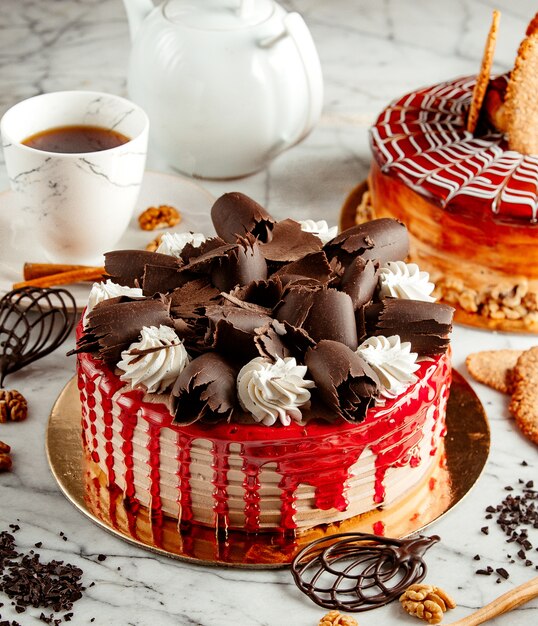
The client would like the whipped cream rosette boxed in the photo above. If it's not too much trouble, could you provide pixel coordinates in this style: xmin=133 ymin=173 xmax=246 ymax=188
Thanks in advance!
xmin=379 ymin=261 xmax=435 ymax=302
xmin=83 ymin=280 xmax=143 ymax=325
xmin=74 ymin=191 xmax=454 ymax=426
xmin=356 ymin=335 xmax=419 ymax=399
xmin=156 ymin=231 xmax=206 ymax=257
xmin=237 ymin=356 xmax=315 ymax=426
xmin=117 ymin=325 xmax=190 ymax=393
xmin=298 ymin=219 xmax=338 ymax=245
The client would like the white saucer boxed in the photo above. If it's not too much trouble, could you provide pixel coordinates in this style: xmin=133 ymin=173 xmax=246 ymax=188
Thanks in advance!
xmin=0 ymin=170 xmax=216 ymax=309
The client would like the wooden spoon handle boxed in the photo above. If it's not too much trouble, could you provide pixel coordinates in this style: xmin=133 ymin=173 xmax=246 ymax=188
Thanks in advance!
xmin=447 ymin=577 xmax=538 ymax=625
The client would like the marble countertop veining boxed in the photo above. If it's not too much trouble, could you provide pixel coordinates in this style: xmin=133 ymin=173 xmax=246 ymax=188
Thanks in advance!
xmin=0 ymin=1 xmax=537 ymax=625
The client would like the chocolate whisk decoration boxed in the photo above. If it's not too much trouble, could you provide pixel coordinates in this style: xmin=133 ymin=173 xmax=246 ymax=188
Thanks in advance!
xmin=291 ymin=532 xmax=440 ymax=612
xmin=0 ymin=287 xmax=77 ymax=385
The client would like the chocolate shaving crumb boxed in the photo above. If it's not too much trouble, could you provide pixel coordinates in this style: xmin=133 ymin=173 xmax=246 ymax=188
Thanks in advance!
xmin=475 ymin=470 xmax=538 ymax=582
xmin=0 ymin=528 xmax=87 ymax=624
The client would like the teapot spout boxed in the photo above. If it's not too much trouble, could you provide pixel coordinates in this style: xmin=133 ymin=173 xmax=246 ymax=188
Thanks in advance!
xmin=122 ymin=0 xmax=155 ymax=41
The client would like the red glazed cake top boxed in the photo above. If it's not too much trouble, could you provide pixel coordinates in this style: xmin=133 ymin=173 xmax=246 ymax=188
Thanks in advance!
xmin=370 ymin=74 xmax=538 ymax=224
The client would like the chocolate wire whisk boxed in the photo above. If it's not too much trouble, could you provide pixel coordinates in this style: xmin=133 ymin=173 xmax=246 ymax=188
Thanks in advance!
xmin=0 ymin=287 xmax=77 ymax=385
xmin=291 ymin=532 xmax=439 ymax=612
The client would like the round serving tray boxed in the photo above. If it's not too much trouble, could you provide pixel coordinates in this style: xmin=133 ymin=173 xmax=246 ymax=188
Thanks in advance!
xmin=46 ymin=371 xmax=489 ymax=569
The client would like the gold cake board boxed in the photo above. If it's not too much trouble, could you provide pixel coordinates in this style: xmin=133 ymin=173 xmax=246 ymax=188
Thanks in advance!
xmin=46 ymin=372 xmax=489 ymax=569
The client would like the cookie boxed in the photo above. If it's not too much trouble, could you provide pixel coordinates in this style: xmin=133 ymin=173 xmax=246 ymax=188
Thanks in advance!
xmin=466 ymin=9 xmax=500 ymax=133
xmin=466 ymin=349 xmax=522 ymax=393
xmin=509 ymin=346 xmax=538 ymax=445
xmin=505 ymin=18 xmax=538 ymax=154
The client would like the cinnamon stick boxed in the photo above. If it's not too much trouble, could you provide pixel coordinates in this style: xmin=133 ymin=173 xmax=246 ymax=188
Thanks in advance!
xmin=13 ymin=266 xmax=105 ymax=289
xmin=23 ymin=263 xmax=97 ymax=281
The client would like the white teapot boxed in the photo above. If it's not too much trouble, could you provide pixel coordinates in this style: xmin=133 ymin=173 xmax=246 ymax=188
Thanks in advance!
xmin=123 ymin=0 xmax=323 ymax=178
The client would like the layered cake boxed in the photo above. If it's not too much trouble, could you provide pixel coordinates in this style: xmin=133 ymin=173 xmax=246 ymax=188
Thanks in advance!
xmin=73 ymin=192 xmax=454 ymax=537
xmin=362 ymin=11 xmax=538 ymax=332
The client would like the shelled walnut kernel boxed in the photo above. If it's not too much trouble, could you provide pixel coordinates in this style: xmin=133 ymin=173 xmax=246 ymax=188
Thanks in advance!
xmin=0 ymin=389 xmax=28 ymax=422
xmin=318 ymin=610 xmax=358 ymax=626
xmin=400 ymin=584 xmax=456 ymax=624
xmin=138 ymin=205 xmax=181 ymax=231
xmin=0 ymin=440 xmax=12 ymax=472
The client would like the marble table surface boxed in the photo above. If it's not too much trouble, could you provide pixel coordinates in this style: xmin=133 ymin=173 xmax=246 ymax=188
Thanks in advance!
xmin=1 ymin=0 xmax=537 ymax=624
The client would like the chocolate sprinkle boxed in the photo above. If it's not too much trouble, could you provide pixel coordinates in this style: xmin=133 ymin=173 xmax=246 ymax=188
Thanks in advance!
xmin=291 ymin=532 xmax=439 ymax=612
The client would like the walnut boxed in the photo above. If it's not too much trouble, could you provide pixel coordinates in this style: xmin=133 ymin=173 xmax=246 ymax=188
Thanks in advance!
xmin=458 ymin=289 xmax=479 ymax=313
xmin=0 ymin=390 xmax=28 ymax=423
xmin=400 ymin=584 xmax=456 ymax=624
xmin=138 ymin=205 xmax=181 ymax=231
xmin=0 ymin=440 xmax=12 ymax=472
xmin=145 ymin=234 xmax=163 ymax=252
xmin=318 ymin=611 xmax=358 ymax=626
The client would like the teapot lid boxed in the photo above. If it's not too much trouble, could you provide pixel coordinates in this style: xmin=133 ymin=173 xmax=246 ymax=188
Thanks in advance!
xmin=163 ymin=0 xmax=275 ymax=30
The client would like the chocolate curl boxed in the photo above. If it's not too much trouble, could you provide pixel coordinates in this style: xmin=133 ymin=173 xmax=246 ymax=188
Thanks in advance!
xmin=105 ymin=250 xmax=179 ymax=287
xmin=74 ymin=297 xmax=173 ymax=365
xmin=325 ymin=218 xmax=409 ymax=265
xmin=179 ymin=236 xmax=228 ymax=265
xmin=229 ymin=277 xmax=283 ymax=310
xmin=205 ymin=305 xmax=273 ymax=362
xmin=142 ymin=264 xmax=191 ymax=296
xmin=169 ymin=278 xmax=221 ymax=319
xmin=210 ymin=238 xmax=268 ymax=292
xmin=365 ymin=299 xmax=454 ymax=355
xmin=172 ymin=352 xmax=237 ymax=425
xmin=254 ymin=320 xmax=315 ymax=361
xmin=274 ymin=251 xmax=332 ymax=284
xmin=340 ymin=258 xmax=378 ymax=309
xmin=259 ymin=219 xmax=323 ymax=263
xmin=274 ymin=285 xmax=316 ymax=328
xmin=211 ymin=192 xmax=275 ymax=243
xmin=305 ymin=340 xmax=379 ymax=423
xmin=303 ymin=289 xmax=359 ymax=350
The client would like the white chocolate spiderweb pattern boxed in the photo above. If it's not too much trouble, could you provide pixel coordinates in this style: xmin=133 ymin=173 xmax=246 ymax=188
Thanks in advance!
xmin=370 ymin=74 xmax=538 ymax=223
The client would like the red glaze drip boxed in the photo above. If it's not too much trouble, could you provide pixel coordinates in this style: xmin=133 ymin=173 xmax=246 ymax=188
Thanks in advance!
xmin=85 ymin=378 xmax=99 ymax=463
xmin=241 ymin=456 xmax=262 ymax=533
xmin=279 ymin=474 xmax=299 ymax=531
xmin=211 ymin=442 xmax=231 ymax=532
xmin=147 ymin=422 xmax=163 ymax=547
xmin=176 ymin=433 xmax=194 ymax=526
xmin=373 ymin=520 xmax=385 ymax=536
xmin=78 ymin=344 xmax=451 ymax=535
xmin=102 ymin=392 xmax=115 ymax=486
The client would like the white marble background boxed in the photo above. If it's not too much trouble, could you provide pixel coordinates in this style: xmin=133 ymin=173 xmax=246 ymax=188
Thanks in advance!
xmin=1 ymin=0 xmax=538 ymax=624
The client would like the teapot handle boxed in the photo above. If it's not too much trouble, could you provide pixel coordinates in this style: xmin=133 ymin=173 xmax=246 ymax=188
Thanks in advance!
xmin=259 ymin=12 xmax=323 ymax=156
xmin=282 ymin=12 xmax=324 ymax=146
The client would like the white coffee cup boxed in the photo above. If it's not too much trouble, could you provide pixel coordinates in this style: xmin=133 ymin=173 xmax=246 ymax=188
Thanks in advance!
xmin=1 ymin=91 xmax=149 ymax=264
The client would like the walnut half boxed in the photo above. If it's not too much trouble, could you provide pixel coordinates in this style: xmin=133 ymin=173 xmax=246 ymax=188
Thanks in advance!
xmin=138 ymin=205 xmax=181 ymax=231
xmin=0 ymin=440 xmax=12 ymax=472
xmin=0 ymin=389 xmax=28 ymax=423
xmin=318 ymin=611 xmax=358 ymax=626
xmin=400 ymin=584 xmax=456 ymax=624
